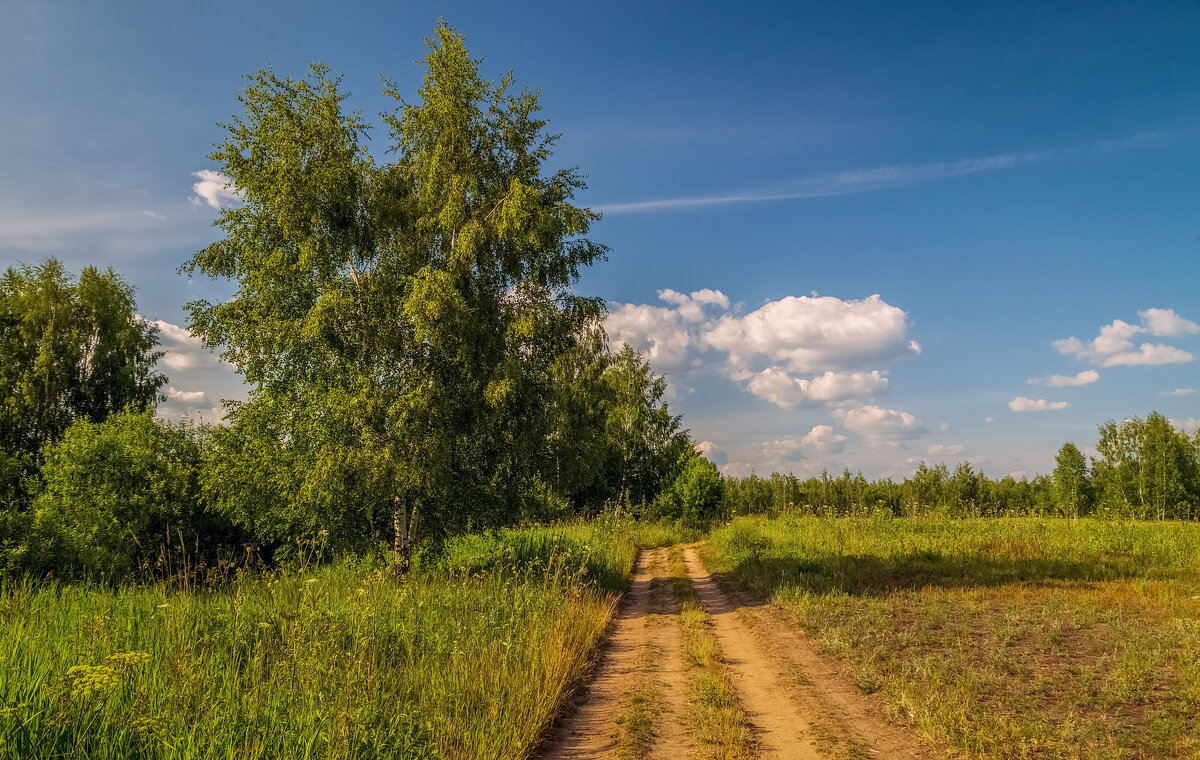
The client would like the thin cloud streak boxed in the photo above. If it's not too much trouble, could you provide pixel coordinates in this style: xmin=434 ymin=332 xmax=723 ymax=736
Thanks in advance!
xmin=594 ymin=129 xmax=1177 ymax=215
xmin=595 ymin=152 xmax=1045 ymax=214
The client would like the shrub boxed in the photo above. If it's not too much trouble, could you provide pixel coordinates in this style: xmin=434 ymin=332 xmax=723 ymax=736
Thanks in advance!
xmin=30 ymin=409 xmax=213 ymax=577
xmin=659 ymin=453 xmax=726 ymax=522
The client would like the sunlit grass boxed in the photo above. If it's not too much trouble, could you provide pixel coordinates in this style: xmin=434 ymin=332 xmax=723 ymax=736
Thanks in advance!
xmin=704 ymin=515 xmax=1200 ymax=759
xmin=0 ymin=519 xmax=693 ymax=760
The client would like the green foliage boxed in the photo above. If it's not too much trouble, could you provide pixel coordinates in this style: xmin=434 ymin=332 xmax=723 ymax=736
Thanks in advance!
xmin=1052 ymin=441 xmax=1091 ymax=518
xmin=183 ymin=23 xmax=608 ymax=553
xmin=28 ymin=409 xmax=213 ymax=577
xmin=658 ymin=452 xmax=725 ymax=522
xmin=726 ymin=412 xmax=1200 ymax=521
xmin=1093 ymin=412 xmax=1199 ymax=519
xmin=0 ymin=524 xmax=650 ymax=760
xmin=0 ymin=259 xmax=164 ymax=496
xmin=600 ymin=345 xmax=693 ymax=509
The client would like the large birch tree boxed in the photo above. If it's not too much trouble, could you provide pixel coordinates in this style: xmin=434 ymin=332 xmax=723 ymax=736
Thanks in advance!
xmin=185 ymin=22 xmax=606 ymax=560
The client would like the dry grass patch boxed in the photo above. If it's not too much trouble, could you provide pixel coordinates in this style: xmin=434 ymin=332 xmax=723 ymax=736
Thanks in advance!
xmin=706 ymin=516 xmax=1200 ymax=759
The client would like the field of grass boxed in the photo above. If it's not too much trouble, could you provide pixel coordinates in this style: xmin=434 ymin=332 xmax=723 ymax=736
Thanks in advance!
xmin=0 ymin=519 xmax=695 ymax=760
xmin=704 ymin=515 xmax=1200 ymax=759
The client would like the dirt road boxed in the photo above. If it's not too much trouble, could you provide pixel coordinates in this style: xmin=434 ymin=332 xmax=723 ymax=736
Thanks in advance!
xmin=540 ymin=545 xmax=923 ymax=759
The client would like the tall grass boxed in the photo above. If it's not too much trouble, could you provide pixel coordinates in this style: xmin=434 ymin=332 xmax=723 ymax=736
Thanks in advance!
xmin=0 ymin=520 xmax=692 ymax=760
xmin=705 ymin=515 xmax=1200 ymax=759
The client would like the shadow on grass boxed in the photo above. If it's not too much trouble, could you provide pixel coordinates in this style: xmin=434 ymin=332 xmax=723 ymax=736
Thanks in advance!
xmin=721 ymin=551 xmax=1157 ymax=598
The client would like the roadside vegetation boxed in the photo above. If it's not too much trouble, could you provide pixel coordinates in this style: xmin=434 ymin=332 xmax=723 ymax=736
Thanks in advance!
xmin=706 ymin=515 xmax=1200 ymax=758
xmin=0 ymin=521 xmax=696 ymax=760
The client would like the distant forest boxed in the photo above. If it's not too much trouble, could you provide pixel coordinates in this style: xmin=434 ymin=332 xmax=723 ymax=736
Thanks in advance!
xmin=728 ymin=411 xmax=1200 ymax=520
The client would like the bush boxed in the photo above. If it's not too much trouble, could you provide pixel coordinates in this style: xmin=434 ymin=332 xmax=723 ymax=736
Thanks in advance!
xmin=658 ymin=453 xmax=725 ymax=523
xmin=714 ymin=519 xmax=771 ymax=567
xmin=29 ymin=409 xmax=214 ymax=577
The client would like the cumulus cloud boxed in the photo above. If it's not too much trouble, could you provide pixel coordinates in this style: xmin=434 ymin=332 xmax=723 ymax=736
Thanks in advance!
xmin=191 ymin=170 xmax=243 ymax=209
xmin=1029 ymin=369 xmax=1099 ymax=387
xmin=1054 ymin=309 xmax=1196 ymax=367
xmin=1139 ymin=308 xmax=1200 ymax=337
xmin=605 ymin=302 xmax=694 ymax=370
xmin=658 ymin=288 xmax=729 ymax=322
xmin=750 ymin=426 xmax=851 ymax=472
xmin=695 ymin=440 xmax=729 ymax=466
xmin=1009 ymin=396 xmax=1069 ymax=412
xmin=755 ymin=438 xmax=807 ymax=465
xmin=151 ymin=318 xmax=215 ymax=371
xmin=927 ymin=443 xmax=966 ymax=458
xmin=833 ymin=404 xmax=925 ymax=444
xmin=605 ymin=288 xmax=735 ymax=371
xmin=1160 ymin=388 xmax=1197 ymax=397
xmin=608 ymin=289 xmax=917 ymax=410
xmin=800 ymin=424 xmax=848 ymax=454
xmin=1171 ymin=418 xmax=1200 ymax=435
xmin=165 ymin=386 xmax=208 ymax=404
xmin=704 ymin=294 xmax=916 ymax=374
xmin=738 ymin=368 xmax=888 ymax=409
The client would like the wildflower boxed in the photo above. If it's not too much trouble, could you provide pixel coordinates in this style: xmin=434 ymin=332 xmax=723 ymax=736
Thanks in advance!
xmin=106 ymin=651 xmax=150 ymax=669
xmin=258 ymin=622 xmax=272 ymax=629
xmin=306 ymin=578 xmax=319 ymax=585
xmin=65 ymin=665 xmax=119 ymax=700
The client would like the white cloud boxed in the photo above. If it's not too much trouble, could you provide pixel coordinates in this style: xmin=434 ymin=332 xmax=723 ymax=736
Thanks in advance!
xmin=1009 ymin=396 xmax=1069 ymax=412
xmin=705 ymin=294 xmax=916 ymax=374
xmin=1054 ymin=309 xmax=1196 ymax=367
xmin=1171 ymin=418 xmax=1200 ymax=436
xmin=657 ymin=288 xmax=729 ymax=322
xmin=720 ymin=460 xmax=757 ymax=478
xmin=834 ymin=404 xmax=925 ymax=444
xmin=927 ymin=443 xmax=966 ymax=458
xmin=755 ymin=438 xmax=807 ymax=465
xmin=738 ymin=368 xmax=888 ymax=409
xmin=150 ymin=318 xmax=216 ymax=371
xmin=985 ymin=416 xmax=995 ymax=423
xmin=1160 ymin=388 xmax=1197 ymax=397
xmin=1139 ymin=308 xmax=1200 ymax=337
xmin=605 ymin=302 xmax=694 ymax=370
xmin=609 ymin=289 xmax=917 ymax=411
xmin=1029 ymin=369 xmax=1099 ymax=387
xmin=191 ymin=170 xmax=243 ymax=210
xmin=1103 ymin=344 xmax=1194 ymax=366
xmin=695 ymin=440 xmax=728 ymax=466
xmin=800 ymin=424 xmax=848 ymax=454
xmin=165 ymin=386 xmax=207 ymax=404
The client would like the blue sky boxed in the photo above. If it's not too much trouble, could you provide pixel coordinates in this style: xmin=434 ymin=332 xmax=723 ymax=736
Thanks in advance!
xmin=2 ymin=1 xmax=1198 ymax=478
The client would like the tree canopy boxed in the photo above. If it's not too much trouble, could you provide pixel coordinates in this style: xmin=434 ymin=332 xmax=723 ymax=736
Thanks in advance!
xmin=0 ymin=259 xmax=164 ymax=495
xmin=184 ymin=23 xmax=609 ymax=554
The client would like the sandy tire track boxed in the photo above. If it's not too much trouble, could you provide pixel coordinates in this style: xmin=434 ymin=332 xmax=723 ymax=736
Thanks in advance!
xmin=541 ymin=550 xmax=657 ymax=760
xmin=683 ymin=547 xmax=825 ymax=759
xmin=708 ymin=565 xmax=925 ymax=759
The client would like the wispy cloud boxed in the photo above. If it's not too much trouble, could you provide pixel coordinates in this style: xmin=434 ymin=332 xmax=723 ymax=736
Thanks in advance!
xmin=594 ymin=130 xmax=1175 ymax=215
xmin=595 ymin=152 xmax=1046 ymax=214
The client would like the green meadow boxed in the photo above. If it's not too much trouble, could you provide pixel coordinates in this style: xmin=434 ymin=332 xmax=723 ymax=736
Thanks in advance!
xmin=0 ymin=522 xmax=694 ymax=760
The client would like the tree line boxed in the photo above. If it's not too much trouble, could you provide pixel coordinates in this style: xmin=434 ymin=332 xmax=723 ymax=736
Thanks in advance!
xmin=725 ymin=412 xmax=1200 ymax=520
xmin=0 ymin=24 xmax=722 ymax=579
